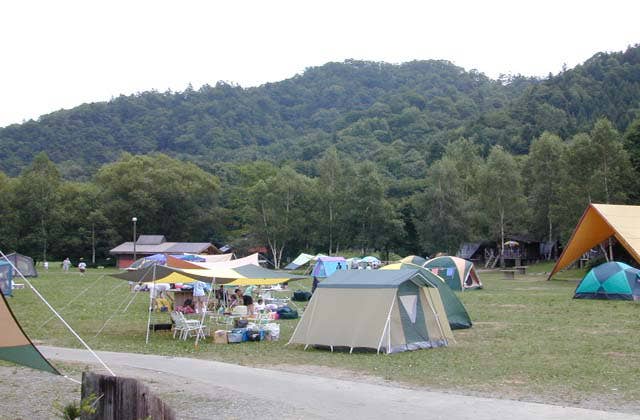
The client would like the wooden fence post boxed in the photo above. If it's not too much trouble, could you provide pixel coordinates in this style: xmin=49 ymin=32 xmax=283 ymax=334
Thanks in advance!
xmin=81 ymin=371 xmax=176 ymax=420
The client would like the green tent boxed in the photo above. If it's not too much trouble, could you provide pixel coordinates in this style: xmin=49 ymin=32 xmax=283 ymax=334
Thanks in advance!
xmin=381 ymin=263 xmax=472 ymax=329
xmin=0 ymin=292 xmax=60 ymax=375
xmin=424 ymin=256 xmax=483 ymax=291
xmin=289 ymin=269 xmax=453 ymax=354
xmin=574 ymin=261 xmax=640 ymax=300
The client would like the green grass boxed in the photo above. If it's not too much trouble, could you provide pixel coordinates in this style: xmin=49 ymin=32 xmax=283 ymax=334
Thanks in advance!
xmin=7 ymin=264 xmax=640 ymax=411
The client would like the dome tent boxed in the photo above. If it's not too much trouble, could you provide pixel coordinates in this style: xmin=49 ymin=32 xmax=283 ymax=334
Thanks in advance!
xmin=399 ymin=255 xmax=427 ymax=266
xmin=424 ymin=256 xmax=482 ymax=291
xmin=574 ymin=261 xmax=640 ymax=300
xmin=1 ymin=253 xmax=37 ymax=278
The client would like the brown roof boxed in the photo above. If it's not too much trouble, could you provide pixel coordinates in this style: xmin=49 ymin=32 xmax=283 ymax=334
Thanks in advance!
xmin=109 ymin=241 xmax=219 ymax=255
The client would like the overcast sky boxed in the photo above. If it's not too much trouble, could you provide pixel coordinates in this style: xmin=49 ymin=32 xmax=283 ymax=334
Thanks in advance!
xmin=1 ymin=0 xmax=638 ymax=127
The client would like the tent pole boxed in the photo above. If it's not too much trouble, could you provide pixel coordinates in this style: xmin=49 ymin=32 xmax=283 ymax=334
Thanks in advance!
xmin=0 ymin=249 xmax=116 ymax=377
xmin=377 ymin=293 xmax=396 ymax=354
xmin=145 ymin=265 xmax=156 ymax=345
xmin=195 ymin=277 xmax=215 ymax=347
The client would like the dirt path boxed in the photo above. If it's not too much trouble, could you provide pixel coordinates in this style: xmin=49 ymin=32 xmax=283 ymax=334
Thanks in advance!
xmin=33 ymin=346 xmax=640 ymax=420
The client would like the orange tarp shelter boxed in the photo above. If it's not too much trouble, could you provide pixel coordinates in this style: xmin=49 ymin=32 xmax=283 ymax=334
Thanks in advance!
xmin=549 ymin=204 xmax=640 ymax=279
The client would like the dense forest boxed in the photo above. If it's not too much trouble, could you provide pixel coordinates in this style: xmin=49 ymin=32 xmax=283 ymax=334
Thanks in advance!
xmin=1 ymin=45 xmax=639 ymax=266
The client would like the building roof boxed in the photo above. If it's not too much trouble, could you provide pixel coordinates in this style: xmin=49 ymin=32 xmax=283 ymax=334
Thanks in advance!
xmin=110 ymin=241 xmax=218 ymax=255
xmin=135 ymin=235 xmax=166 ymax=245
xmin=549 ymin=203 xmax=640 ymax=278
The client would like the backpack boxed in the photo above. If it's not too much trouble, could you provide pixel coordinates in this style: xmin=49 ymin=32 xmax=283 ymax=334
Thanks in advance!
xmin=276 ymin=306 xmax=299 ymax=319
xmin=292 ymin=290 xmax=312 ymax=301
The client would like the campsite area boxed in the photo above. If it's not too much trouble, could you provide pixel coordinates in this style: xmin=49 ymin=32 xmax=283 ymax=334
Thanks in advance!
xmin=6 ymin=263 xmax=640 ymax=416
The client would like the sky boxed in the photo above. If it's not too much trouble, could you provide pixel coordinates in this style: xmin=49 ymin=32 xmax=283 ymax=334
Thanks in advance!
xmin=1 ymin=0 xmax=639 ymax=127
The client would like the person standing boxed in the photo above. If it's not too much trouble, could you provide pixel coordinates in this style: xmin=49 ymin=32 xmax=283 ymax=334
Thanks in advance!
xmin=192 ymin=280 xmax=207 ymax=314
xmin=78 ymin=261 xmax=87 ymax=275
xmin=62 ymin=258 xmax=71 ymax=272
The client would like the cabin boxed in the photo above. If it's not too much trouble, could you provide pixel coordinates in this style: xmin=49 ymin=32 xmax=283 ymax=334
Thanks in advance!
xmin=109 ymin=235 xmax=220 ymax=269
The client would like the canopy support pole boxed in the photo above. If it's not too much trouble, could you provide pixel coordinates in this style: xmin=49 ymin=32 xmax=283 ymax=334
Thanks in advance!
xmin=0 ymin=250 xmax=116 ymax=377
xmin=195 ymin=277 xmax=215 ymax=347
xmin=145 ymin=265 xmax=156 ymax=345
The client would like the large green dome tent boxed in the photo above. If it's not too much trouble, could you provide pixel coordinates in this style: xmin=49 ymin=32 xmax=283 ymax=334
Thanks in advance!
xmin=424 ymin=256 xmax=483 ymax=291
xmin=574 ymin=261 xmax=640 ymax=300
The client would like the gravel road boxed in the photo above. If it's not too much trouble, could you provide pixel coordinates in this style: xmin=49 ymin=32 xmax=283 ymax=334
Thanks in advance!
xmin=3 ymin=346 xmax=631 ymax=420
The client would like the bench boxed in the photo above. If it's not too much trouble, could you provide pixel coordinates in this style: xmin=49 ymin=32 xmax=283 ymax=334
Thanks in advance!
xmin=501 ymin=270 xmax=516 ymax=279
xmin=514 ymin=266 xmax=528 ymax=275
xmin=12 ymin=283 xmax=25 ymax=289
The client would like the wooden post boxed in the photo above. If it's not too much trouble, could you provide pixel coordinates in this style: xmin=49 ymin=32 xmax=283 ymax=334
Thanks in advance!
xmin=81 ymin=371 xmax=176 ymax=420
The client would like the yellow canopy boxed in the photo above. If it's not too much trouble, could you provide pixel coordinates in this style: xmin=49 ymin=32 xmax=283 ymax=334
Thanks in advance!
xmin=549 ymin=203 xmax=640 ymax=278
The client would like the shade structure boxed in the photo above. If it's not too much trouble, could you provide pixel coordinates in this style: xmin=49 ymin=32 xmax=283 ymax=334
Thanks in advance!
xmin=111 ymin=263 xmax=306 ymax=286
xmin=284 ymin=253 xmax=317 ymax=270
xmin=423 ymin=256 xmax=483 ymax=291
xmin=381 ymin=263 xmax=472 ymax=329
xmin=399 ymin=255 xmax=427 ymax=266
xmin=0 ymin=292 xmax=60 ymax=375
xmin=574 ymin=261 xmax=640 ymax=300
xmin=549 ymin=204 xmax=640 ymax=279
xmin=288 ymin=269 xmax=453 ymax=354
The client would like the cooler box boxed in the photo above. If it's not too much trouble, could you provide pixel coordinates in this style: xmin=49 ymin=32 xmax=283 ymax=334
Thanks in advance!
xmin=214 ymin=330 xmax=228 ymax=344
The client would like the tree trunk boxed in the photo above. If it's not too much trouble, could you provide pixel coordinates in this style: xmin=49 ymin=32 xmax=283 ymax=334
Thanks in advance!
xmin=41 ymin=216 xmax=47 ymax=263
xmin=81 ymin=372 xmax=175 ymax=420
xmin=500 ymin=209 xmax=505 ymax=268
xmin=92 ymin=222 xmax=96 ymax=264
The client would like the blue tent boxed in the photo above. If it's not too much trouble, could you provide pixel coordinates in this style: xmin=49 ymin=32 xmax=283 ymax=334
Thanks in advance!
xmin=0 ymin=260 xmax=13 ymax=296
xmin=312 ymin=256 xmax=348 ymax=278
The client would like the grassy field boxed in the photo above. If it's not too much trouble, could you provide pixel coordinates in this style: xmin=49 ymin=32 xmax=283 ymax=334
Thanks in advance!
xmin=6 ymin=263 xmax=640 ymax=412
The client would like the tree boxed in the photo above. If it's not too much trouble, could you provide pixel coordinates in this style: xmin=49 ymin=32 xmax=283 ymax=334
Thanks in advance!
xmin=477 ymin=146 xmax=527 ymax=266
xmin=342 ymin=162 xmax=402 ymax=254
xmin=12 ymin=153 xmax=61 ymax=262
xmin=589 ymin=118 xmax=633 ymax=203
xmin=95 ymin=153 xmax=221 ymax=244
xmin=414 ymin=158 xmax=468 ymax=255
xmin=624 ymin=116 xmax=640 ymax=175
xmin=525 ymin=132 xmax=566 ymax=243
xmin=316 ymin=147 xmax=348 ymax=254
xmin=249 ymin=167 xmax=314 ymax=268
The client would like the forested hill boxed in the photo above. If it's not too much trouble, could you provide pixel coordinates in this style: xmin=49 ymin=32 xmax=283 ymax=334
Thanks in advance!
xmin=1 ymin=45 xmax=639 ymax=178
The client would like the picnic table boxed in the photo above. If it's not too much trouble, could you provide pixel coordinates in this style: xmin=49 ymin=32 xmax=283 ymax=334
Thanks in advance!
xmin=501 ymin=270 xmax=516 ymax=279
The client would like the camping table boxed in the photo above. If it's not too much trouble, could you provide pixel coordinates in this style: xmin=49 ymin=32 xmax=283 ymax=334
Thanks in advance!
xmin=501 ymin=270 xmax=516 ymax=279
xmin=514 ymin=266 xmax=528 ymax=275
